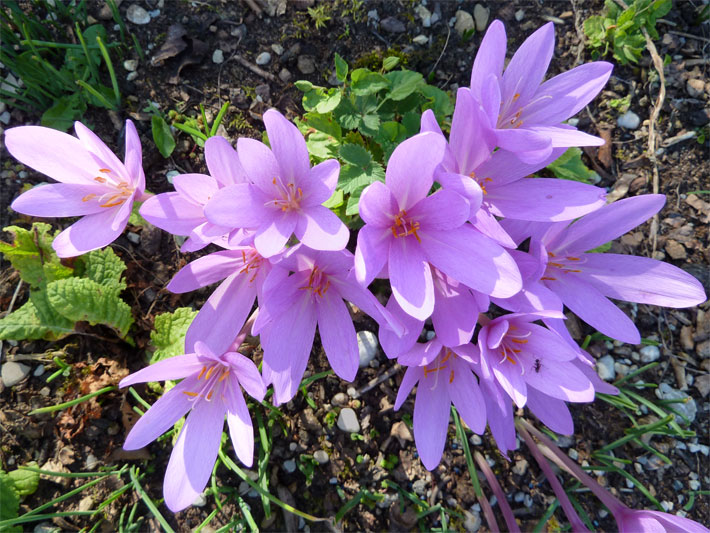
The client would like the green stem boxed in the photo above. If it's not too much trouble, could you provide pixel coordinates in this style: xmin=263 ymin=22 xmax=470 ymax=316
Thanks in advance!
xmin=29 ymin=385 xmax=116 ymax=415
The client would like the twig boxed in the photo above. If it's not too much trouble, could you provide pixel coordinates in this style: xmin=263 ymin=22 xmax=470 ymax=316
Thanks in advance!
xmin=612 ymin=0 xmax=666 ymax=255
xmin=427 ymin=24 xmax=450 ymax=78
xmin=241 ymin=0 xmax=262 ymax=17
xmin=354 ymin=363 xmax=401 ymax=398
xmin=230 ymin=53 xmax=278 ymax=83
xmin=667 ymin=30 xmax=710 ymax=43
xmin=571 ymin=0 xmax=587 ymax=65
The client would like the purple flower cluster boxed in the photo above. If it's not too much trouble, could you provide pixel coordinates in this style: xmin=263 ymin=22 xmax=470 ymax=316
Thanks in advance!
xmin=5 ymin=20 xmax=706 ymax=520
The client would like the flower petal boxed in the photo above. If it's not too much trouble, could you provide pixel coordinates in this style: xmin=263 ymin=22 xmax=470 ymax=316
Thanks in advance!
xmin=495 ymin=128 xmax=552 ymax=158
xmin=501 ymin=22 xmax=555 ymax=108
xmin=525 ymin=388 xmax=574 ymax=435
xmin=52 ymin=207 xmax=127 ymax=257
xmin=379 ymin=295 xmax=424 ymax=359
xmin=409 ymin=189 xmax=470 ymax=231
xmin=236 ymin=138 xmax=281 ymax=194
xmin=167 ymin=250 xmax=244 ymax=293
xmin=295 ymin=206 xmax=349 ymax=251
xmin=528 ymin=125 xmax=605 ymax=148
xmin=5 ymin=126 xmax=97 ymax=184
xmin=394 ymin=365 xmax=423 ymax=410
xmin=316 ymin=291 xmax=358 ymax=381
xmin=139 ymin=192 xmax=205 ymax=235
xmin=385 ymin=132 xmax=446 ymax=209
xmin=470 ymin=208 xmax=517 ymax=248
xmin=173 ymin=173 xmax=220 ymax=206
xmin=225 ymin=384 xmax=255 ymax=466
xmin=123 ymin=120 xmax=145 ymax=191
xmin=470 ymin=19 xmax=506 ymax=97
xmin=263 ymin=109 xmax=311 ymax=183
xmin=205 ymin=136 xmax=247 ymax=187
xmin=253 ymin=212 xmax=297 ymax=258
xmin=450 ymin=88 xmax=495 ymax=173
xmin=524 ymin=356 xmax=595 ymax=403
xmin=389 ymin=237 xmax=433 ymax=321
xmin=223 ymin=352 xmax=266 ymax=401
xmin=163 ymin=396 xmax=226 ymax=512
xmin=354 ymin=224 xmax=391 ymax=285
xmin=120 ymin=354 xmax=202 ymax=388
xmin=303 ymin=159 xmax=339 ymax=206
xmin=204 ymin=183 xmax=268 ymax=228
xmin=414 ymin=371 xmax=451 ymax=470
xmin=73 ymin=122 xmax=127 ymax=181
xmin=449 ymin=358 xmax=486 ymax=434
xmin=11 ymin=183 xmax=109 ymax=217
xmin=359 ymin=181 xmax=398 ymax=227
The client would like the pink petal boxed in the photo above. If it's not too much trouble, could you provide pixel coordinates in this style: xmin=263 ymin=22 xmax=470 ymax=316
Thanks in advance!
xmin=470 ymin=208 xmax=517 ymax=248
xmin=419 ymin=109 xmax=443 ymax=135
xmin=225 ymin=384 xmax=255 ymax=466
xmin=477 ymin=147 xmax=566 ymax=187
xmin=359 ymin=181 xmax=398 ymax=227
xmin=123 ymin=120 xmax=145 ymax=191
xmin=354 ymin=224 xmax=391 ymax=285
xmin=52 ymin=207 xmax=127 ymax=257
xmin=385 ymin=132 xmax=446 ymax=209
xmin=496 ymin=128 xmax=552 ymax=159
xmin=253 ymin=212 xmax=297 ymax=258
xmin=263 ymin=109 xmax=311 ymax=183
xmin=163 ymin=396 xmax=226 ymax=512
xmin=236 ymin=138 xmax=281 ymax=194
xmin=389 ymin=237 xmax=434 ymax=320
xmin=408 ymin=189 xmax=470 ymax=231
xmin=139 ymin=192 xmax=205 ymax=235
xmin=525 ymin=388 xmax=574 ymax=434
xmin=524 ymin=357 xmax=595 ymax=403
xmin=394 ymin=366 xmax=423 ymax=410
xmin=173 ymin=173 xmax=220 ymax=206
xmin=431 ymin=275 xmax=479 ymax=347
xmin=223 ymin=352 xmax=267 ymax=401
xmin=414 ymin=370 xmax=451 ymax=470
xmin=316 ymin=291 xmax=358 ymax=381
xmin=450 ymin=87 xmax=495 ymax=173
xmin=302 ymin=159 xmax=339 ymax=206
xmin=4 ymin=125 xmax=97 ymax=184
xmin=379 ymin=296 xmax=424 ymax=359
xmin=11 ymin=183 xmax=109 ymax=217
xmin=167 ymin=250 xmax=244 ymax=293
xmin=120 ymin=354 xmax=202 ymax=388
xmin=435 ymin=171 xmax=484 ymax=212
xmin=205 ymin=136 xmax=247 ymax=187
xmin=295 ymin=206 xmax=349 ymax=251
xmin=73 ymin=122 xmax=128 ymax=182
xmin=204 ymin=183 xmax=268 ymax=228
xmin=528 ymin=125 xmax=605 ymax=148
xmin=449 ymin=358 xmax=486 ymax=434
xmin=470 ymin=20 xmax=506 ymax=97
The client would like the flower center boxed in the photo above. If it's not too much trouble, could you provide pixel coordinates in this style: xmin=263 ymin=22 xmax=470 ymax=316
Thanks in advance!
xmin=239 ymin=248 xmax=264 ymax=283
xmin=496 ymin=325 xmax=531 ymax=371
xmin=468 ymin=171 xmax=493 ymax=194
xmin=423 ymin=348 xmax=456 ymax=387
xmin=540 ymin=251 xmax=584 ymax=281
xmin=81 ymin=168 xmax=134 ymax=208
xmin=390 ymin=210 xmax=421 ymax=242
xmin=268 ymin=176 xmax=303 ymax=212
xmin=497 ymin=92 xmax=554 ymax=130
xmin=182 ymin=362 xmax=231 ymax=402
xmin=299 ymin=265 xmax=331 ymax=297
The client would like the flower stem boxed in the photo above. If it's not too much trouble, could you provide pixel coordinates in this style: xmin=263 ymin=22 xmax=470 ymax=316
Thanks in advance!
xmin=474 ymin=451 xmax=521 ymax=533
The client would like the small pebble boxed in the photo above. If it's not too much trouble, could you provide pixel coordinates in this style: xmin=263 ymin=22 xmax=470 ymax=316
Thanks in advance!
xmin=599 ymin=509 xmax=609 ymax=518
xmin=596 ymin=355 xmax=616 ymax=381
xmin=1 ymin=362 xmax=30 ymax=387
xmin=523 ymin=494 xmax=533 ymax=508
xmin=655 ymin=383 xmax=696 ymax=423
xmin=297 ymin=55 xmax=316 ymax=74
xmin=568 ymin=449 xmax=579 ymax=461
xmin=33 ymin=364 xmax=45 ymax=377
xmin=413 ymin=34 xmax=429 ymax=45
xmin=514 ymin=492 xmax=525 ymax=503
xmin=85 ymin=454 xmax=99 ymax=470
xmin=346 ymin=386 xmax=358 ymax=398
xmin=212 ymin=49 xmax=224 ymax=64
xmin=126 ymin=232 xmax=140 ymax=245
xmin=357 ymin=331 xmax=379 ymax=368
xmin=473 ymin=4 xmax=489 ymax=31
xmin=123 ymin=59 xmax=138 ymax=72
xmin=515 ymin=9 xmax=525 ymax=22
xmin=686 ymin=79 xmax=705 ymax=98
xmin=256 ymin=52 xmax=271 ymax=66
xmin=332 ymin=392 xmax=348 ymax=406
xmin=0 ymin=111 xmax=11 ymax=125
xmin=126 ymin=4 xmax=151 ymax=25
xmin=329 ymin=477 xmax=338 ymax=484
xmin=689 ymin=479 xmax=700 ymax=490
xmin=617 ymin=110 xmax=640 ymax=130
xmin=688 ymin=443 xmax=709 ymax=456
xmin=661 ymin=501 xmax=673 ymax=512
xmin=166 ymin=170 xmax=180 ymax=184
xmin=283 ymin=459 xmax=297 ymax=473
xmin=512 ymin=458 xmax=528 ymax=476
xmin=314 ymin=450 xmax=329 ymax=464
xmin=639 ymin=345 xmax=660 ymax=363
xmin=278 ymin=68 xmax=292 ymax=83
xmin=289 ymin=442 xmax=298 ymax=452
xmin=470 ymin=434 xmax=482 ymax=446
xmin=454 ymin=10 xmax=474 ymax=36
xmin=337 ymin=407 xmax=360 ymax=433
xmin=271 ymin=44 xmax=284 ymax=55
xmin=39 ymin=387 xmax=51 ymax=397
xmin=126 ymin=72 xmax=138 ymax=82
xmin=192 ymin=493 xmax=207 ymax=507
xmin=412 ymin=479 xmax=427 ymax=495
xmin=381 ymin=16 xmax=406 ymax=33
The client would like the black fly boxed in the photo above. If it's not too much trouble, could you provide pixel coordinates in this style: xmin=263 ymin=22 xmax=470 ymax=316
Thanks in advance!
xmin=534 ymin=359 xmax=542 ymax=373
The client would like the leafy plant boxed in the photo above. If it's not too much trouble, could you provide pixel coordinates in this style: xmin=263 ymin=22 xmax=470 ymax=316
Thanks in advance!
xmin=0 ymin=223 xmax=134 ymax=341
xmin=149 ymin=307 xmax=198 ymax=363
xmin=169 ymin=101 xmax=230 ymax=148
xmin=584 ymin=0 xmax=672 ymax=65
xmin=0 ymin=462 xmax=39 ymax=531
xmin=545 ymin=147 xmax=599 ymax=184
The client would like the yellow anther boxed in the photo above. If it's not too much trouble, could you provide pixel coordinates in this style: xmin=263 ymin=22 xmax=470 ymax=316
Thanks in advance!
xmin=449 ymin=370 xmax=455 ymax=384
xmin=82 ymin=194 xmax=97 ymax=202
xmin=197 ymin=366 xmax=207 ymax=380
xmin=512 ymin=339 xmax=528 ymax=345
xmin=94 ymin=176 xmax=107 ymax=183
xmin=513 ymin=93 xmax=520 ymax=101
xmin=566 ymin=256 xmax=581 ymax=261
xmin=99 ymin=168 xmax=111 ymax=173
xmin=541 ymin=276 xmax=557 ymax=281
xmin=183 ymin=391 xmax=199 ymax=397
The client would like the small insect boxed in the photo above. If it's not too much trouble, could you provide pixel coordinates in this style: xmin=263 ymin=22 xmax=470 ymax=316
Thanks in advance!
xmin=534 ymin=359 xmax=542 ymax=373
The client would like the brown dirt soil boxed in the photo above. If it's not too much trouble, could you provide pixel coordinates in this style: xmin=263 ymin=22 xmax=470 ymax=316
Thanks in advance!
xmin=1 ymin=0 xmax=708 ymax=531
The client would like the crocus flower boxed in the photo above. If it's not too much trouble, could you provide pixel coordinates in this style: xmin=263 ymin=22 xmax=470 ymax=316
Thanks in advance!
xmin=205 ymin=109 xmax=349 ymax=257
xmin=167 ymin=244 xmax=273 ymax=355
xmin=501 ymin=194 xmax=707 ymax=343
xmin=355 ymin=131 xmax=521 ymax=320
xmin=469 ymin=20 xmax=613 ymax=163
xmin=6 ymin=120 xmax=148 ymax=257
xmin=140 ymin=136 xmax=245 ymax=252
xmin=394 ymin=338 xmax=486 ymax=470
xmin=477 ymin=313 xmax=595 ymax=412
xmin=120 ymin=339 xmax=266 ymax=512
xmin=254 ymin=245 xmax=400 ymax=405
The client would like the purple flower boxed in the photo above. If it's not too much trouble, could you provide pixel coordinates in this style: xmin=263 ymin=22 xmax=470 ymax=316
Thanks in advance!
xmin=355 ymin=131 xmax=522 ymax=320
xmin=254 ymin=245 xmax=399 ymax=405
xmin=167 ymin=244 xmax=273 ymax=355
xmin=613 ymin=509 xmax=709 ymax=533
xmin=502 ymin=194 xmax=707 ymax=343
xmin=120 ymin=340 xmax=266 ymax=512
xmin=477 ymin=313 xmax=595 ymax=411
xmin=470 ymin=20 xmax=613 ymax=163
xmin=394 ymin=339 xmax=486 ymax=470
xmin=6 ymin=120 xmax=147 ymax=257
xmin=140 ymin=136 xmax=247 ymax=252
xmin=205 ymin=109 xmax=349 ymax=257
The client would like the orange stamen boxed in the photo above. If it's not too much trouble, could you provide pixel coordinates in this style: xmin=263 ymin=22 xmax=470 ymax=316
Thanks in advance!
xmin=183 ymin=391 xmax=198 ymax=397
xmin=197 ymin=366 xmax=207 ymax=380
xmin=541 ymin=276 xmax=557 ymax=281
xmin=512 ymin=339 xmax=528 ymax=344
xmin=449 ymin=370 xmax=455 ymax=384
xmin=566 ymin=256 xmax=581 ymax=261
xmin=82 ymin=194 xmax=97 ymax=202
xmin=99 ymin=168 xmax=111 ymax=173
xmin=94 ymin=176 xmax=107 ymax=183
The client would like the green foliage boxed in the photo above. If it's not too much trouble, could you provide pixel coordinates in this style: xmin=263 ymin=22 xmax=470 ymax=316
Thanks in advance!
xmin=545 ymin=147 xmax=598 ymax=184
xmin=169 ymin=101 xmax=230 ymax=148
xmin=295 ymin=55 xmax=453 ymax=224
xmin=151 ymin=115 xmax=176 ymax=158
xmin=0 ymin=225 xmax=133 ymax=341
xmin=149 ymin=308 xmax=198 ymax=363
xmin=0 ymin=463 xmax=39 ymax=531
xmin=584 ymin=0 xmax=672 ymax=65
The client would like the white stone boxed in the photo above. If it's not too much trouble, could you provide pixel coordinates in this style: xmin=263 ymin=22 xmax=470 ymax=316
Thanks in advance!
xmin=34 ymin=364 xmax=45 ymax=377
xmin=689 ymin=479 xmax=701 ymax=490
xmin=617 ymin=110 xmax=640 ymax=130
xmin=337 ymin=407 xmax=360 ymax=433
xmin=596 ymin=355 xmax=616 ymax=381
xmin=463 ymin=510 xmax=481 ymax=532
xmin=0 ymin=73 xmax=20 ymax=95
xmin=313 ymin=450 xmax=329 ymax=464
xmin=0 ymin=111 xmax=10 ymax=125
xmin=639 ymin=344 xmax=660 ymax=363
xmin=357 ymin=330 xmax=378 ymax=368
xmin=283 ymin=459 xmax=297 ymax=473
xmin=515 ymin=9 xmax=525 ymax=22
xmin=2 ymin=362 xmax=30 ymax=387
xmin=568 ymin=448 xmax=579 ymax=461
xmin=123 ymin=59 xmax=138 ymax=71
xmin=166 ymin=170 xmax=179 ymax=184
xmin=126 ymin=4 xmax=151 ymax=25
xmin=271 ymin=44 xmax=284 ymax=55
xmin=126 ymin=232 xmax=140 ymax=244
xmin=212 ymin=49 xmax=224 ymax=64
xmin=0 ymin=101 xmax=6 ymax=114
xmin=473 ymin=4 xmax=489 ymax=32
xmin=126 ymin=71 xmax=138 ymax=81
xmin=655 ymin=383 xmax=696 ymax=423
xmin=413 ymin=34 xmax=429 ymax=45
xmin=454 ymin=10 xmax=474 ymax=37
xmin=255 ymin=52 xmax=271 ymax=66
xmin=415 ymin=5 xmax=432 ymax=27
xmin=192 ymin=492 xmax=207 ymax=506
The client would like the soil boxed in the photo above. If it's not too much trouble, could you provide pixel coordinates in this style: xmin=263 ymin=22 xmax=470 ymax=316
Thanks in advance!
xmin=1 ymin=1 xmax=708 ymax=532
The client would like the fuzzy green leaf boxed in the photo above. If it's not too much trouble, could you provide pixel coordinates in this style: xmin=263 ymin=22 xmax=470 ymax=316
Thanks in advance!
xmin=77 ymin=247 xmax=127 ymax=293
xmin=150 ymin=307 xmax=198 ymax=363
xmin=7 ymin=463 xmax=39 ymax=497
xmin=302 ymin=88 xmax=342 ymax=114
xmin=0 ymin=290 xmax=72 ymax=341
xmin=334 ymin=53 xmax=348 ymax=83
xmin=385 ymin=70 xmax=424 ymax=101
xmin=0 ymin=223 xmax=74 ymax=288
xmin=46 ymin=277 xmax=133 ymax=337
xmin=545 ymin=147 xmax=597 ymax=184
xmin=350 ymin=69 xmax=389 ymax=96
xmin=0 ymin=470 xmax=20 ymax=524
xmin=339 ymin=143 xmax=372 ymax=167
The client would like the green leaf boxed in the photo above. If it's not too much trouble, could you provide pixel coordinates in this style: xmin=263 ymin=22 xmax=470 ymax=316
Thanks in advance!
xmin=420 ymin=84 xmax=454 ymax=121
xmin=340 ymin=162 xmax=385 ymax=196
xmin=339 ymin=143 xmax=372 ymax=167
xmin=381 ymin=56 xmax=400 ymax=71
xmin=7 ymin=462 xmax=39 ymax=497
xmin=0 ymin=223 xmax=74 ymax=288
xmin=334 ymin=53 xmax=348 ymax=83
xmin=323 ymin=189 xmax=344 ymax=209
xmin=78 ymin=247 xmax=127 ymax=293
xmin=150 ymin=307 xmax=198 ymax=363
xmin=40 ymin=94 xmax=86 ymax=131
xmin=545 ymin=147 xmax=597 ymax=183
xmin=302 ymin=88 xmax=342 ymax=114
xmin=152 ymin=115 xmax=176 ymax=158
xmin=306 ymin=131 xmax=340 ymax=160
xmin=0 ymin=290 xmax=73 ymax=341
xmin=294 ymin=80 xmax=314 ymax=92
xmin=302 ymin=112 xmax=342 ymax=139
xmin=0 ymin=470 xmax=20 ymax=524
xmin=46 ymin=277 xmax=133 ymax=337
xmin=385 ymin=70 xmax=424 ymax=101
xmin=350 ymin=69 xmax=389 ymax=96
xmin=359 ymin=112 xmax=381 ymax=137
xmin=334 ymin=98 xmax=361 ymax=130
xmin=374 ymin=121 xmax=408 ymax=162
xmin=128 ymin=200 xmax=148 ymax=226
